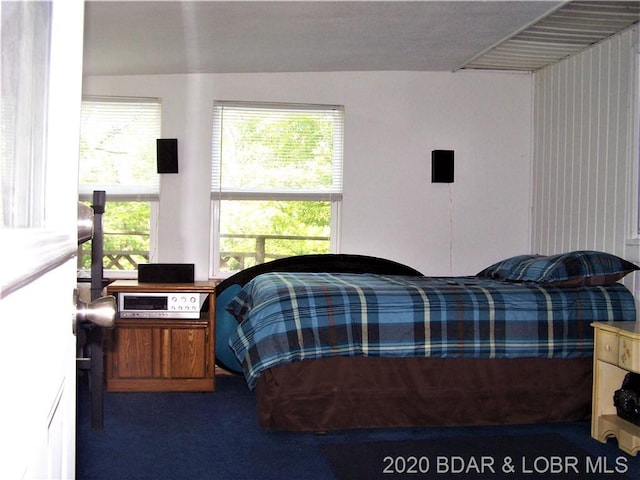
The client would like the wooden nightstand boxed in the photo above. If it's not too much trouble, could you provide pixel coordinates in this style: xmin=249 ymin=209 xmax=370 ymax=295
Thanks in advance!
xmin=591 ymin=321 xmax=640 ymax=456
xmin=106 ymin=280 xmax=217 ymax=392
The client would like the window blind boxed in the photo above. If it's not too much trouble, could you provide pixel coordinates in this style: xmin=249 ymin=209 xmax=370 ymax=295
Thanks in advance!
xmin=211 ymin=101 xmax=343 ymax=201
xmin=79 ymin=96 xmax=161 ymax=201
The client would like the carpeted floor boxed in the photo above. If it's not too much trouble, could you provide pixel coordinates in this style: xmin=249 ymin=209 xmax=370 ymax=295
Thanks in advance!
xmin=76 ymin=375 xmax=639 ymax=480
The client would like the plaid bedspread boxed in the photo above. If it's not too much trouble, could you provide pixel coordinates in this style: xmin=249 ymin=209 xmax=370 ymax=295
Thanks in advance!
xmin=227 ymin=272 xmax=636 ymax=388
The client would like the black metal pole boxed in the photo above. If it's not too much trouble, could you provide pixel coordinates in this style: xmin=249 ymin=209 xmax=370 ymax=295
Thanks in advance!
xmin=89 ymin=190 xmax=106 ymax=430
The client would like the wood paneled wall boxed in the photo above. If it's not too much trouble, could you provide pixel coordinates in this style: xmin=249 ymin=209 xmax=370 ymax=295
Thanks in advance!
xmin=531 ymin=26 xmax=639 ymax=297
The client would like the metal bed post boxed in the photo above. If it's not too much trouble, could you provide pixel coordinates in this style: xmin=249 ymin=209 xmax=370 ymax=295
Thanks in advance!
xmin=88 ymin=190 xmax=106 ymax=430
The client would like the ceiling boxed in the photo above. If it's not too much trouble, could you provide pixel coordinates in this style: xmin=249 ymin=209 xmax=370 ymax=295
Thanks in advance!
xmin=82 ymin=1 xmax=639 ymax=76
xmin=463 ymin=1 xmax=640 ymax=71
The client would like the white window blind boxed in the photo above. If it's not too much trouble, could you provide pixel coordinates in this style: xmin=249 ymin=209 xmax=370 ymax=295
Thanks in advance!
xmin=79 ymin=96 xmax=161 ymax=200
xmin=211 ymin=101 xmax=343 ymax=200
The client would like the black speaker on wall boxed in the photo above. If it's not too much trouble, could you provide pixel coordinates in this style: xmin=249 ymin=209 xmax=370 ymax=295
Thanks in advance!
xmin=157 ymin=138 xmax=179 ymax=174
xmin=431 ymin=150 xmax=454 ymax=183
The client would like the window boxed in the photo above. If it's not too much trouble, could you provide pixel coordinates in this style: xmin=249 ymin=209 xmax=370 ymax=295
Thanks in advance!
xmin=0 ymin=1 xmax=62 ymax=295
xmin=637 ymin=53 xmax=640 ymax=236
xmin=211 ymin=101 xmax=343 ymax=274
xmin=78 ymin=97 xmax=161 ymax=275
xmin=1 ymin=2 xmax=50 ymax=231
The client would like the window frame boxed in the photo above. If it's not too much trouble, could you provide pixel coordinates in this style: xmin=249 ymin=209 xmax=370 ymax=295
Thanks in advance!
xmin=210 ymin=101 xmax=344 ymax=277
xmin=78 ymin=96 xmax=162 ymax=277
xmin=625 ymin=46 xmax=640 ymax=264
xmin=637 ymin=50 xmax=640 ymax=237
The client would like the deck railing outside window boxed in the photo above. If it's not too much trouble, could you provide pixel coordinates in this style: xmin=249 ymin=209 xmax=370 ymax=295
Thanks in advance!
xmin=78 ymin=233 xmax=329 ymax=272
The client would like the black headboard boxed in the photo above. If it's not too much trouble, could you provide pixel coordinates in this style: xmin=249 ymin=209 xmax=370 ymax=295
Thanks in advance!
xmin=215 ymin=253 xmax=423 ymax=296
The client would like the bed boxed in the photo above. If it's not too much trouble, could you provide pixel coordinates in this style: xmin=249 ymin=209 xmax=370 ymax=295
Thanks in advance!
xmin=216 ymin=251 xmax=638 ymax=432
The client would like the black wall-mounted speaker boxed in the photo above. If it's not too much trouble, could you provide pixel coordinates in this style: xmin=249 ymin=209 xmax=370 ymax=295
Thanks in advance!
xmin=156 ymin=138 xmax=179 ymax=174
xmin=431 ymin=150 xmax=454 ymax=183
xmin=138 ymin=263 xmax=194 ymax=283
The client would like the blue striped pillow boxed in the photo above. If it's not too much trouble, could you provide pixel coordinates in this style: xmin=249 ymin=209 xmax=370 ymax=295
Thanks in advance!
xmin=505 ymin=250 xmax=639 ymax=286
xmin=476 ymin=254 xmax=542 ymax=280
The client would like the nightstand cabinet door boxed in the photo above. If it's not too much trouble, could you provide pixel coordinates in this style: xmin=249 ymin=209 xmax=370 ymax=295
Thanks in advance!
xmin=107 ymin=320 xmax=212 ymax=391
xmin=112 ymin=326 xmax=154 ymax=378
xmin=169 ymin=326 xmax=207 ymax=378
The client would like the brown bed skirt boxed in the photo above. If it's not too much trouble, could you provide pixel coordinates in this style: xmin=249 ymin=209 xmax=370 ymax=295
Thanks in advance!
xmin=254 ymin=356 xmax=593 ymax=431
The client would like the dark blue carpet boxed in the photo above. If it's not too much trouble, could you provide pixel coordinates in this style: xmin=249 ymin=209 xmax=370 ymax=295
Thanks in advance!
xmin=77 ymin=375 xmax=639 ymax=480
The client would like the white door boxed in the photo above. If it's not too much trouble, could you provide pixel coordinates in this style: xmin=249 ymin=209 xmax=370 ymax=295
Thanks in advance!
xmin=0 ymin=1 xmax=85 ymax=478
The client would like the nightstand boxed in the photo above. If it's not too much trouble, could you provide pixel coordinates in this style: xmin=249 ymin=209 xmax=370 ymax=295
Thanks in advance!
xmin=591 ymin=321 xmax=640 ymax=456
xmin=106 ymin=280 xmax=217 ymax=392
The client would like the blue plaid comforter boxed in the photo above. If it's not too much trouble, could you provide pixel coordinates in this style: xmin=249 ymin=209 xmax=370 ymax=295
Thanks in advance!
xmin=227 ymin=272 xmax=636 ymax=388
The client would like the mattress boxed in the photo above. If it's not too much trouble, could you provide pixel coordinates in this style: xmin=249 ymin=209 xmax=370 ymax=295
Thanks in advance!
xmin=228 ymin=272 xmax=636 ymax=388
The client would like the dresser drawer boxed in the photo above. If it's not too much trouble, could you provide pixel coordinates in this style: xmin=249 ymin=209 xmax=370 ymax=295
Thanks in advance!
xmin=619 ymin=334 xmax=640 ymax=373
xmin=596 ymin=329 xmax=619 ymax=364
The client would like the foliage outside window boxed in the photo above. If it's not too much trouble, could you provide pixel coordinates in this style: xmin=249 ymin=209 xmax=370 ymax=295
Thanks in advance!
xmin=211 ymin=102 xmax=344 ymax=274
xmin=78 ymin=97 xmax=161 ymax=273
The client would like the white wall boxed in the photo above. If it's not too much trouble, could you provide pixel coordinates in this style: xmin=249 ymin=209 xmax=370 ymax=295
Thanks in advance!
xmin=531 ymin=26 xmax=640 ymax=297
xmin=82 ymin=70 xmax=533 ymax=279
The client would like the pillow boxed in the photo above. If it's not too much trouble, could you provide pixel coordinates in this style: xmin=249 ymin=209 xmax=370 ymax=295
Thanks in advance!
xmin=476 ymin=254 xmax=542 ymax=280
xmin=505 ymin=250 xmax=639 ymax=287
xmin=215 ymin=284 xmax=243 ymax=373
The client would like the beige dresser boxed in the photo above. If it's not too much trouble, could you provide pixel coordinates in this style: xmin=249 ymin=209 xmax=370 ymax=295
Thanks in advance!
xmin=591 ymin=321 xmax=640 ymax=456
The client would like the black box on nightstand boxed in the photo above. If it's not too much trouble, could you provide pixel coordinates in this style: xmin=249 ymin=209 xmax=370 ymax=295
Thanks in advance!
xmin=138 ymin=263 xmax=194 ymax=283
